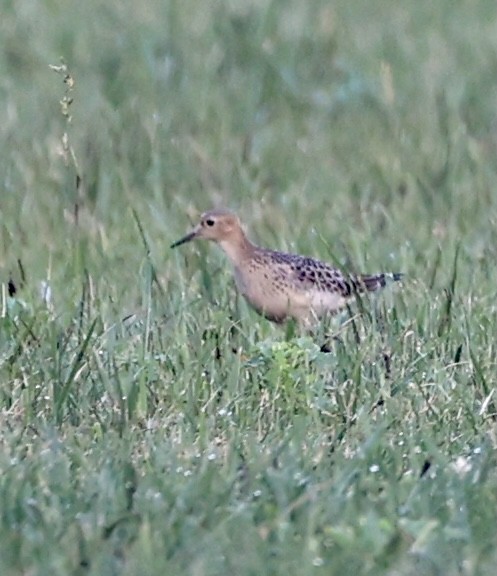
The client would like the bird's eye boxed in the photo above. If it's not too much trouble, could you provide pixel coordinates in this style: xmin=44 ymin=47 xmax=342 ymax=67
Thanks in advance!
xmin=205 ymin=218 xmax=215 ymax=227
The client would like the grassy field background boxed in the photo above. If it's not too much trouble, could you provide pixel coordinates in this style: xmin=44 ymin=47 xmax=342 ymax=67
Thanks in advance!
xmin=1 ymin=0 xmax=497 ymax=574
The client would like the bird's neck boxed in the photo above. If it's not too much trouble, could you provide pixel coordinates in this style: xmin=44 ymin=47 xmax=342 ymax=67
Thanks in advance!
xmin=218 ymin=230 xmax=255 ymax=265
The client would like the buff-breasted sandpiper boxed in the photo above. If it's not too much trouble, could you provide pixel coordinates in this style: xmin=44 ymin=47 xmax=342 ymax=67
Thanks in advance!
xmin=171 ymin=209 xmax=402 ymax=326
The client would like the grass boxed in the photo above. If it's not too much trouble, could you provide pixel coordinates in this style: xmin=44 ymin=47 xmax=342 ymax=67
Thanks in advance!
xmin=1 ymin=0 xmax=497 ymax=574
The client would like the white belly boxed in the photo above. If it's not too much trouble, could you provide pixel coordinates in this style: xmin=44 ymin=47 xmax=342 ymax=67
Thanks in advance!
xmin=307 ymin=289 xmax=347 ymax=316
xmin=234 ymin=267 xmax=348 ymax=324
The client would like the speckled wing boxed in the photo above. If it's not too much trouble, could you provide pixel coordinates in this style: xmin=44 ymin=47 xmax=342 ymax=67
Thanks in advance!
xmin=273 ymin=252 xmax=356 ymax=297
xmin=274 ymin=251 xmax=402 ymax=295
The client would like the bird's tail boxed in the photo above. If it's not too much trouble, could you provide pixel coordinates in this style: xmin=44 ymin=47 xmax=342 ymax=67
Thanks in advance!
xmin=359 ymin=272 xmax=404 ymax=293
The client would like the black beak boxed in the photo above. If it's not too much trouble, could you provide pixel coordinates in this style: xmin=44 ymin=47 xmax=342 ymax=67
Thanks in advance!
xmin=170 ymin=230 xmax=197 ymax=248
